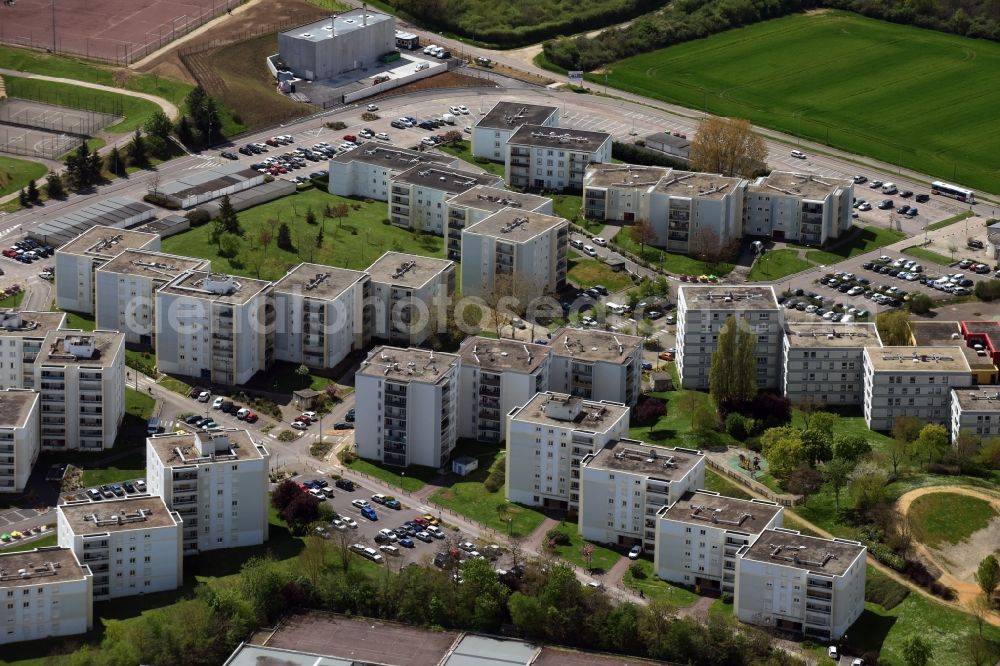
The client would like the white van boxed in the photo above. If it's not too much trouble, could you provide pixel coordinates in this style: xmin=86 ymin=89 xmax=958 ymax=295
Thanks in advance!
xmin=606 ymin=303 xmax=625 ymax=315
xmin=881 ymin=183 xmax=898 ymax=194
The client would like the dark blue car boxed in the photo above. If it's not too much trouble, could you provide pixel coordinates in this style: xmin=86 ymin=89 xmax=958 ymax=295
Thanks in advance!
xmin=361 ymin=506 xmax=378 ymax=521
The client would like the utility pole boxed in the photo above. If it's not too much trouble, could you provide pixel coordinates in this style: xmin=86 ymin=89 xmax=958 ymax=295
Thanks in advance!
xmin=50 ymin=0 xmax=56 ymax=52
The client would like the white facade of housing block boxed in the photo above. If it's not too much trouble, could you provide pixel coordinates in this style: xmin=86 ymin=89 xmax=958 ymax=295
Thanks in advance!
xmin=147 ymin=429 xmax=270 ymax=555
xmin=366 ymin=252 xmax=455 ymax=346
xmin=0 ymin=390 xmax=40 ymax=494
xmin=505 ymin=392 xmax=629 ymax=511
xmin=782 ymin=323 xmax=881 ymax=407
xmin=327 ymin=144 xmax=455 ymax=201
xmin=743 ymin=172 xmax=853 ymax=246
xmin=548 ymin=328 xmax=644 ymax=406
xmin=505 ymin=125 xmax=612 ymax=191
xmin=355 ymin=347 xmax=459 ymax=468
xmin=0 ymin=311 xmax=66 ymax=391
xmin=0 ymin=547 xmax=92 ymax=645
xmin=389 ymin=165 xmax=503 ymax=236
xmin=951 ymin=386 xmax=1000 ymax=442
xmin=445 ymin=186 xmax=553 ymax=262
xmin=471 ymin=101 xmax=559 ymax=161
xmin=57 ymin=497 xmax=182 ymax=601
xmin=578 ymin=442 xmax=705 ymax=552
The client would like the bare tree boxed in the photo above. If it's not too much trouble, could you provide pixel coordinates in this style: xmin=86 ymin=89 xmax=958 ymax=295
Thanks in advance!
xmin=629 ymin=219 xmax=657 ymax=257
xmin=689 ymin=227 xmax=740 ymax=267
xmin=689 ymin=116 xmax=767 ymax=178
xmin=334 ymin=528 xmax=353 ymax=573
xmin=482 ymin=274 xmax=517 ymax=337
xmin=300 ymin=535 xmax=329 ymax=587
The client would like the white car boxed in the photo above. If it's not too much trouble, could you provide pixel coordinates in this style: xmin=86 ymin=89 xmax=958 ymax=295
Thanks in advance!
xmin=628 ymin=545 xmax=642 ymax=559
xmin=366 ymin=103 xmax=378 ymax=111
xmin=592 ymin=236 xmax=607 ymax=247
xmin=421 ymin=137 xmax=437 ymax=146
xmin=790 ymin=149 xmax=806 ymax=159
xmin=331 ymin=519 xmax=347 ymax=531
xmin=212 ymin=397 xmax=224 ymax=409
xmin=448 ymin=105 xmax=462 ymax=115
xmin=343 ymin=517 xmax=358 ymax=529
xmin=291 ymin=421 xmax=308 ymax=430
xmin=197 ymin=391 xmax=211 ymax=402
xmin=827 ymin=646 xmax=839 ymax=660
xmin=423 ymin=44 xmax=438 ymax=54
xmin=375 ymin=132 xmax=390 ymax=141
xmin=457 ymin=105 xmax=469 ymax=114
xmin=351 ymin=499 xmax=369 ymax=510
xmin=378 ymin=528 xmax=398 ymax=542
xmin=583 ymin=245 xmax=598 ymax=257
xmin=308 ymin=488 xmax=326 ymax=501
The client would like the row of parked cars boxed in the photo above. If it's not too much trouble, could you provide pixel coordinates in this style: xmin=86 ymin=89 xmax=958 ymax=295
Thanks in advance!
xmin=3 ymin=239 xmax=53 ymax=263
xmin=85 ymin=479 xmax=147 ymax=501
xmin=863 ymin=256 xmax=976 ymax=294
xmin=781 ymin=288 xmax=870 ymax=321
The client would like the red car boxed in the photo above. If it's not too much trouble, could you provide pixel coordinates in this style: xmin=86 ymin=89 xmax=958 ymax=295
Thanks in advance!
xmin=265 ymin=138 xmax=279 ymax=146
xmin=297 ymin=482 xmax=309 ymax=493
xmin=244 ymin=411 xmax=258 ymax=423
xmin=2 ymin=249 xmax=16 ymax=258
xmin=413 ymin=516 xmax=429 ymax=528
xmin=343 ymin=134 xmax=357 ymax=143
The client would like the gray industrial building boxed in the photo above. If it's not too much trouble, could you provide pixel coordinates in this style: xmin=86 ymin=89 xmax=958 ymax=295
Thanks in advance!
xmin=277 ymin=8 xmax=395 ymax=80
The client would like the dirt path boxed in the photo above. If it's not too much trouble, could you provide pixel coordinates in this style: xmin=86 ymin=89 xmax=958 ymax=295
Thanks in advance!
xmin=896 ymin=485 xmax=1000 ymax=611
xmin=0 ymin=68 xmax=178 ymax=119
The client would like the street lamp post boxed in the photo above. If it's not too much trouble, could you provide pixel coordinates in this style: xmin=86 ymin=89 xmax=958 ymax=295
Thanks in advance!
xmin=400 ymin=470 xmax=405 ymax=490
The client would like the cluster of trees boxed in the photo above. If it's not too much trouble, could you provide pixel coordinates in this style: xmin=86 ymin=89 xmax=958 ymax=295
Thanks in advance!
xmin=689 ymin=117 xmax=768 ymax=179
xmin=180 ymin=86 xmax=222 ymax=149
xmin=543 ymin=0 xmax=1000 ymax=71
xmin=63 ymin=143 xmax=103 ymax=191
xmin=974 ymin=279 xmax=1000 ymax=301
xmin=16 ymin=180 xmax=41 ymax=208
xmin=709 ymin=314 xmax=759 ymax=406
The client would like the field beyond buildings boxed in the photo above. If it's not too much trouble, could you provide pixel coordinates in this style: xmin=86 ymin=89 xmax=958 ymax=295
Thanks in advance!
xmin=602 ymin=11 xmax=1000 ymax=194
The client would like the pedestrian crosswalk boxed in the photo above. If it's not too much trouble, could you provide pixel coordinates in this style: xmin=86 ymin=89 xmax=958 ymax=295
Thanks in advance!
xmin=187 ymin=157 xmax=223 ymax=170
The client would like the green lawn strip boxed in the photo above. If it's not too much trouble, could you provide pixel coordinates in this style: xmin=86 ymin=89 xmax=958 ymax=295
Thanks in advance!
xmin=703 ymin=469 xmax=751 ymax=500
xmin=747 ymin=248 xmax=812 ymax=281
xmin=708 ymin=596 xmax=733 ymax=620
xmin=125 ymin=388 xmax=156 ymax=421
xmin=157 ymin=375 xmax=192 ymax=397
xmin=246 ymin=363 xmax=334 ymax=393
xmin=622 ymin=557 xmax=699 ymax=607
xmin=0 ymin=290 xmax=25 ymax=309
xmin=58 ymin=310 xmax=96 ymax=331
xmin=567 ymin=257 xmax=634 ymax=292
xmin=628 ymin=386 xmax=733 ymax=449
xmin=906 ymin=492 xmax=997 ymax=547
xmin=801 ymin=226 xmax=907 ymax=267
xmin=543 ymin=521 xmax=620 ymax=573
xmin=600 ymin=11 xmax=1000 ymax=194
xmin=549 ymin=194 xmax=584 ymax=224
xmin=612 ymin=232 xmax=733 ymax=276
xmin=0 ymin=533 xmax=58 ymax=552
xmin=162 ymin=189 xmax=443 ymax=279
xmin=805 ymin=250 xmax=845 ymax=266
xmin=435 ymin=140 xmax=505 ymax=177
xmin=790 ymin=408 xmax=894 ymax=452
xmin=902 ymin=245 xmax=954 ymax=266
xmin=5 ymin=77 xmax=162 ymax=133
xmin=79 ymin=448 xmax=146 ymax=487
xmin=347 ymin=458 xmax=430 ymax=493
xmin=0 ymin=156 xmax=48 ymax=198
xmin=926 ymin=211 xmax=974 ymax=232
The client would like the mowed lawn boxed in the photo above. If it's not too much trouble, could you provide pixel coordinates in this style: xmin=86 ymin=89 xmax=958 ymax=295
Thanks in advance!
xmin=0 ymin=156 xmax=48 ymax=198
xmin=567 ymin=257 xmax=634 ymax=292
xmin=906 ymin=492 xmax=997 ymax=547
xmin=162 ymin=189 xmax=444 ymax=280
xmin=603 ymin=11 xmax=1000 ymax=194
xmin=747 ymin=248 xmax=811 ymax=281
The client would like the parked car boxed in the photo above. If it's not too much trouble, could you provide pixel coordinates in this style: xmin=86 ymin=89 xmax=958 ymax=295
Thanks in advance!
xmin=583 ymin=245 xmax=598 ymax=257
xmin=360 ymin=505 xmax=378 ymax=521
xmin=291 ymin=420 xmax=308 ymax=430
xmin=628 ymin=544 xmax=642 ymax=559
xmin=592 ymin=236 xmax=607 ymax=247
xmin=366 ymin=103 xmax=379 ymax=111
xmin=790 ymin=149 xmax=806 ymax=159
xmin=335 ymin=478 xmax=355 ymax=491
xmin=333 ymin=422 xmax=354 ymax=430
xmin=212 ymin=397 xmax=224 ymax=409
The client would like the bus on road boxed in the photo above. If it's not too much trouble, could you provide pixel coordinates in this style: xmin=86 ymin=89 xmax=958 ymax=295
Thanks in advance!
xmin=931 ymin=180 xmax=976 ymax=204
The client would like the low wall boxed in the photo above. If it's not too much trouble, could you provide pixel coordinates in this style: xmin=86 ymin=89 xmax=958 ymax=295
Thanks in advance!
xmin=342 ymin=65 xmax=440 ymax=104
xmin=705 ymin=457 xmax=803 ymax=506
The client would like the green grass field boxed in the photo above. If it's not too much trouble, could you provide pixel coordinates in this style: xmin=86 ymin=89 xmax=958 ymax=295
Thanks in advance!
xmin=903 ymin=245 xmax=954 ymax=266
xmin=162 ymin=189 xmax=443 ymax=280
xmin=567 ymin=257 xmax=634 ymax=292
xmin=802 ymin=225 xmax=907 ymax=265
xmin=906 ymin=492 xmax=997 ymax=547
xmin=346 ymin=458 xmax=432 ymax=492
xmin=748 ymin=248 xmax=811 ymax=281
xmin=613 ymin=233 xmax=734 ymax=276
xmin=621 ymin=557 xmax=699 ymax=607
xmin=0 ymin=291 xmax=25 ymax=309
xmin=6 ymin=77 xmax=165 ymax=133
xmin=0 ymin=156 xmax=48 ymax=198
xmin=544 ymin=521 xmax=621 ymax=573
xmin=927 ymin=211 xmax=974 ymax=231
xmin=602 ymin=11 xmax=1000 ymax=194
xmin=79 ymin=449 xmax=146 ymax=487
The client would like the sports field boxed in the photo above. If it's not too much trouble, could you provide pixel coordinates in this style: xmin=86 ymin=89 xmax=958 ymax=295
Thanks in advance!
xmin=603 ymin=11 xmax=1000 ymax=195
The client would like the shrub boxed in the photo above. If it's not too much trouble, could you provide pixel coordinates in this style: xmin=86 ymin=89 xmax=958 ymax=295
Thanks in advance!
xmin=546 ymin=528 xmax=571 ymax=547
xmin=143 ymin=193 xmax=179 ymax=209
xmin=277 ymin=430 xmax=296 ymax=442
xmin=611 ymin=141 xmax=688 ymax=168
xmin=865 ymin=573 xmax=910 ymax=610
xmin=720 ymin=592 xmax=734 ymax=604
xmin=974 ymin=280 xmax=1000 ymax=301
xmin=338 ymin=449 xmax=358 ymax=465
xmin=724 ymin=413 xmax=750 ymax=439
xmin=326 ymin=121 xmax=347 ymax=130
xmin=629 ymin=562 xmax=646 ymax=579
xmin=185 ymin=209 xmax=211 ymax=227
xmin=483 ymin=455 xmax=506 ymax=493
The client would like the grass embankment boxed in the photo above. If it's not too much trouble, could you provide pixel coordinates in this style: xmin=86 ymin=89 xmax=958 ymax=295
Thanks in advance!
xmin=435 ymin=140 xmax=505 ymax=177
xmin=567 ymin=257 xmax=634 ymax=292
xmin=748 ymin=249 xmax=811 ymax=281
xmin=613 ymin=233 xmax=733 ymax=276
xmin=906 ymin=492 xmax=997 ymax=547
xmin=926 ymin=211 xmax=975 ymax=231
xmin=803 ymin=226 xmax=907 ymax=265
xmin=346 ymin=458 xmax=432 ymax=493
xmin=600 ymin=11 xmax=1000 ymax=195
xmin=902 ymin=245 xmax=954 ymax=266
xmin=162 ymin=189 xmax=444 ymax=280
xmin=0 ymin=156 xmax=48 ymax=198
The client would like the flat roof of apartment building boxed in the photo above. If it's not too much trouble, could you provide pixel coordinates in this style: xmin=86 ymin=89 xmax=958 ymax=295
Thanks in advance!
xmin=476 ymin=101 xmax=558 ymax=131
xmin=909 ymin=320 xmax=962 ymax=345
xmin=584 ymin=164 xmax=670 ymax=189
xmin=273 ymin=263 xmax=368 ymax=300
xmin=357 ymin=346 xmax=458 ymax=384
xmin=550 ymin=327 xmax=642 ymax=363
xmin=679 ymin=285 xmax=779 ymax=311
xmin=0 ymin=547 xmax=88 ymax=587
xmin=97 ymin=249 xmax=208 ymax=281
xmin=59 ymin=496 xmax=177 ymax=535
xmin=963 ymin=320 xmax=1000 ymax=339
xmin=148 ymin=429 xmax=264 ymax=466
xmin=464 ymin=209 xmax=568 ymax=243
xmin=659 ymin=490 xmax=781 ymax=534
xmin=749 ymin=171 xmax=851 ymax=200
xmin=158 ymin=270 xmax=272 ymax=306
xmin=865 ymin=346 xmax=972 ymax=373
xmin=511 ymin=391 xmax=628 ymax=432
xmin=447 ymin=186 xmax=550 ymax=214
xmin=37 ymin=330 xmax=123 ymax=366
xmin=654 ymin=171 xmax=743 ymax=199
xmin=393 ymin=165 xmax=501 ymax=195
xmin=58 ymin=225 xmax=158 ymax=259
xmin=784 ymin=322 xmax=880 ymax=348
xmin=366 ymin=251 xmax=453 ymax=289
xmin=0 ymin=390 xmax=38 ymax=428
xmin=0 ymin=310 xmax=66 ymax=338
xmin=282 ymin=8 xmax=392 ymax=42
xmin=508 ymin=124 xmax=610 ymax=152
xmin=331 ymin=144 xmax=453 ymax=171
xmin=741 ymin=529 xmax=864 ymax=576
xmin=952 ymin=386 xmax=1000 ymax=411
xmin=586 ymin=440 xmax=702 ymax=479
xmin=457 ymin=336 xmax=548 ymax=374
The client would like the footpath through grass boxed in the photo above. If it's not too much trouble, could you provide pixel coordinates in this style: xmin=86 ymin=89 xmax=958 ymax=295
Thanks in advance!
xmin=600 ymin=11 xmax=1000 ymax=195
xmin=906 ymin=492 xmax=997 ymax=547
xmin=0 ymin=156 xmax=48 ymax=198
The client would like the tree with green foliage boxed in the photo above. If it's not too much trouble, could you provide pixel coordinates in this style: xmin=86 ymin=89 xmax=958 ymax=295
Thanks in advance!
xmin=129 ymin=128 xmax=148 ymax=168
xmin=908 ymin=291 xmax=935 ymax=314
xmin=64 ymin=143 xmax=97 ymax=190
xmin=305 ymin=207 xmax=317 ymax=225
xmin=144 ymin=109 xmax=173 ymax=140
xmin=26 ymin=179 xmax=40 ymax=204
xmin=277 ymin=222 xmax=294 ymax=251
xmin=216 ymin=195 xmax=242 ymax=235
xmin=219 ymin=232 xmax=241 ymax=258
xmin=849 ymin=460 xmax=888 ymax=516
xmin=106 ymin=145 xmax=126 ymax=176
xmin=45 ymin=172 xmax=65 ymax=199
xmin=902 ymin=635 xmax=933 ymax=666
xmin=787 ymin=464 xmax=823 ymax=504
xmin=629 ymin=218 xmax=656 ymax=256
xmin=975 ymin=436 xmax=1000 ymax=469
xmin=974 ymin=279 xmax=1000 ymax=302
xmin=833 ymin=433 xmax=872 ymax=462
xmin=892 ymin=414 xmax=925 ymax=444
xmin=808 ymin=411 xmax=839 ymax=436
xmin=709 ymin=314 xmax=757 ymax=405
xmin=914 ymin=423 xmax=949 ymax=466
xmin=315 ymin=227 xmax=324 ymax=248
xmin=800 ymin=427 xmax=833 ymax=465
xmin=823 ymin=457 xmax=855 ymax=510
xmin=974 ymin=554 xmax=999 ymax=601
xmin=17 ymin=188 xmax=28 ymax=208
xmin=877 ymin=309 xmax=911 ymax=345
xmin=760 ymin=427 xmax=805 ymax=481
xmin=176 ymin=115 xmax=195 ymax=147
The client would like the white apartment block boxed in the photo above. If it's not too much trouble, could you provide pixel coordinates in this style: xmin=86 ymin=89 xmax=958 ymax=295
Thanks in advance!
xmin=95 ymin=250 xmax=208 ymax=346
xmin=273 ymin=263 xmax=370 ymax=369
xmin=862 ymin=346 xmax=973 ymax=431
xmin=328 ymin=144 xmax=455 ymax=201
xmin=389 ymin=165 xmax=503 ymax=235
xmin=155 ymin=271 xmax=274 ymax=386
xmin=744 ymin=172 xmax=853 ymax=246
xmin=676 ymin=286 xmax=782 ymax=391
xmin=147 ymin=429 xmax=270 ymax=555
xmin=54 ymin=226 xmax=160 ymax=314
xmin=355 ymin=346 xmax=459 ymax=468
xmin=0 ymin=547 xmax=92 ymax=645
xmin=578 ymin=441 xmax=705 ymax=552
xmin=549 ymin=328 xmax=643 ymax=406
xmin=472 ymin=101 xmax=559 ymax=161
xmin=0 ymin=310 xmax=66 ymax=390
xmin=735 ymin=528 xmax=866 ymax=641
xmin=505 ymin=392 xmax=629 ymax=511
xmin=460 ymin=208 xmax=569 ymax=299
xmin=506 ymin=125 xmax=612 ymax=192
xmin=951 ymin=386 xmax=1000 ymax=443
xmin=366 ymin=252 xmax=455 ymax=346
xmin=35 ymin=330 xmax=125 ymax=452
xmin=57 ymin=496 xmax=182 ymax=601
xmin=0 ymin=390 xmax=40 ymax=494
xmin=456 ymin=336 xmax=550 ymax=443
xmin=583 ymin=164 xmax=669 ymax=223
xmin=444 ymin=186 xmax=552 ymax=262
xmin=783 ymin=322 xmax=882 ymax=406
xmin=655 ymin=490 xmax=783 ymax=594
